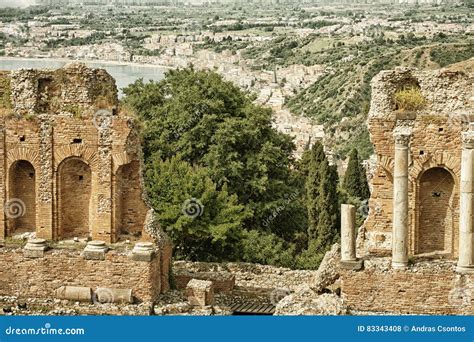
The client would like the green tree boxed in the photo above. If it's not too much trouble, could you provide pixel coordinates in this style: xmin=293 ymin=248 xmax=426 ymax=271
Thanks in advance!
xmin=304 ymin=141 xmax=326 ymax=240
xmin=299 ymin=147 xmax=340 ymax=269
xmin=313 ymin=161 xmax=340 ymax=252
xmin=240 ymin=229 xmax=296 ymax=268
xmin=123 ymin=68 xmax=304 ymax=240
xmin=343 ymin=148 xmax=370 ymax=200
xmin=145 ymin=156 xmax=250 ymax=261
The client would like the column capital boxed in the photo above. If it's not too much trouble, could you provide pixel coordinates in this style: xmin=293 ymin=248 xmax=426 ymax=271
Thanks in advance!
xmin=462 ymin=130 xmax=474 ymax=149
xmin=393 ymin=127 xmax=412 ymax=147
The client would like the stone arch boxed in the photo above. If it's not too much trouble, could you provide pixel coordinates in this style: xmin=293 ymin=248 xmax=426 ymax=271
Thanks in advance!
xmin=7 ymin=160 xmax=36 ymax=235
xmin=54 ymin=145 xmax=100 ymax=171
xmin=378 ymin=155 xmax=394 ymax=182
xmin=410 ymin=151 xmax=460 ymax=183
xmin=416 ymin=167 xmax=457 ymax=255
xmin=57 ymin=157 xmax=92 ymax=239
xmin=7 ymin=147 xmax=40 ymax=171
xmin=113 ymin=160 xmax=147 ymax=240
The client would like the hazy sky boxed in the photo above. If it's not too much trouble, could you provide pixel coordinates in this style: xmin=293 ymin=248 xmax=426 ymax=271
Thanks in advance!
xmin=0 ymin=0 xmax=35 ymax=8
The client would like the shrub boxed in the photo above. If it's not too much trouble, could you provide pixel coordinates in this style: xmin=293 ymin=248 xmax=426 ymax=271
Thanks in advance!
xmin=240 ymin=230 xmax=296 ymax=268
xmin=393 ymin=86 xmax=426 ymax=112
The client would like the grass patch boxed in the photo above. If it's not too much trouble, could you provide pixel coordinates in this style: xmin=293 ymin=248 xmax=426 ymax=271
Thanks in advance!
xmin=393 ymin=86 xmax=426 ymax=112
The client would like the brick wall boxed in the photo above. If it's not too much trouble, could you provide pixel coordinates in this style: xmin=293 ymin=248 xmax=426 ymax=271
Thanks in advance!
xmin=58 ymin=158 xmax=92 ymax=239
xmin=341 ymin=258 xmax=474 ymax=315
xmin=115 ymin=161 xmax=148 ymax=237
xmin=0 ymin=247 xmax=161 ymax=303
xmin=0 ymin=65 xmax=153 ymax=244
xmin=363 ymin=68 xmax=470 ymax=258
xmin=8 ymin=160 xmax=36 ymax=234
xmin=418 ymin=167 xmax=456 ymax=254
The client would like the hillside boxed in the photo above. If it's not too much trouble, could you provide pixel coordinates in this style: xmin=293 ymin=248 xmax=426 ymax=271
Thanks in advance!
xmin=285 ymin=40 xmax=474 ymax=160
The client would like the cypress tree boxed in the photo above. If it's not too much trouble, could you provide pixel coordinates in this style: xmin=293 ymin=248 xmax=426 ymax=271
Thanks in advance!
xmin=305 ymin=141 xmax=326 ymax=240
xmin=343 ymin=148 xmax=370 ymax=200
xmin=314 ymin=161 xmax=340 ymax=252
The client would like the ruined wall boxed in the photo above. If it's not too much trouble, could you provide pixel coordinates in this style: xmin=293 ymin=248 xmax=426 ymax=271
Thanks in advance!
xmin=341 ymin=257 xmax=474 ymax=315
xmin=0 ymin=63 xmax=159 ymax=243
xmin=362 ymin=67 xmax=472 ymax=257
xmin=115 ymin=161 xmax=149 ymax=237
xmin=0 ymin=247 xmax=161 ymax=303
xmin=9 ymin=160 xmax=36 ymax=234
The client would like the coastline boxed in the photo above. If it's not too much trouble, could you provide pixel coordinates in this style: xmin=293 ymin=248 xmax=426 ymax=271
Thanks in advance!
xmin=0 ymin=56 xmax=174 ymax=70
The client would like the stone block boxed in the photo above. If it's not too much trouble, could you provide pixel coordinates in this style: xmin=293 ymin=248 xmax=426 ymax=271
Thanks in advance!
xmin=186 ymin=279 xmax=214 ymax=307
xmin=23 ymin=238 xmax=48 ymax=258
xmin=83 ymin=240 xmax=108 ymax=260
xmin=339 ymin=259 xmax=364 ymax=271
xmin=55 ymin=286 xmax=92 ymax=303
xmin=94 ymin=287 xmax=133 ymax=304
xmin=131 ymin=242 xmax=155 ymax=262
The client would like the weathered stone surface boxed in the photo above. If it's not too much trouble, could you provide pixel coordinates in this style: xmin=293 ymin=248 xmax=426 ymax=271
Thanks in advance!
xmin=275 ymin=287 xmax=346 ymax=315
xmin=313 ymin=243 xmax=341 ymax=292
xmin=131 ymin=242 xmax=155 ymax=262
xmin=83 ymin=241 xmax=108 ymax=260
xmin=0 ymin=246 xmax=162 ymax=303
xmin=341 ymin=257 xmax=474 ymax=315
xmin=23 ymin=238 xmax=48 ymax=258
xmin=55 ymin=286 xmax=92 ymax=303
xmin=341 ymin=204 xmax=356 ymax=262
xmin=174 ymin=261 xmax=317 ymax=295
xmin=95 ymin=288 xmax=133 ymax=304
xmin=186 ymin=279 xmax=214 ymax=307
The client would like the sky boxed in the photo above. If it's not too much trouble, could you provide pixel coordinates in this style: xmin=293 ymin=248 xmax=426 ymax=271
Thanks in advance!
xmin=0 ymin=0 xmax=35 ymax=8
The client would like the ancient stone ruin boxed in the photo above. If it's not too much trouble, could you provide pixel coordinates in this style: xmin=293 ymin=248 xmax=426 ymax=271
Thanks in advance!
xmin=340 ymin=65 xmax=474 ymax=314
xmin=0 ymin=63 xmax=171 ymax=313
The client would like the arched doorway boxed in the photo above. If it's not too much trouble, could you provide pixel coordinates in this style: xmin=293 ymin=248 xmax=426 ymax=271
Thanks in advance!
xmin=58 ymin=157 xmax=91 ymax=239
xmin=417 ymin=167 xmax=455 ymax=255
xmin=8 ymin=160 xmax=36 ymax=234
xmin=114 ymin=161 xmax=147 ymax=240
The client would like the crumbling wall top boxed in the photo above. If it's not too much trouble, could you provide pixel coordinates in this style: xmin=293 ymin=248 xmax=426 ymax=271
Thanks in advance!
xmin=2 ymin=62 xmax=118 ymax=117
xmin=368 ymin=63 xmax=473 ymax=121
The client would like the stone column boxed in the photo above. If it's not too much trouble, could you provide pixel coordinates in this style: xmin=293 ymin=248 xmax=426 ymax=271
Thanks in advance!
xmin=36 ymin=114 xmax=54 ymax=240
xmin=457 ymin=129 xmax=474 ymax=273
xmin=94 ymin=109 xmax=113 ymax=242
xmin=392 ymin=129 xmax=411 ymax=269
xmin=341 ymin=204 xmax=356 ymax=262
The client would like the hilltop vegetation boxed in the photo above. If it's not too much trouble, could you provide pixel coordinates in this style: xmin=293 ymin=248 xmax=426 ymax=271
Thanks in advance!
xmin=285 ymin=37 xmax=473 ymax=160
